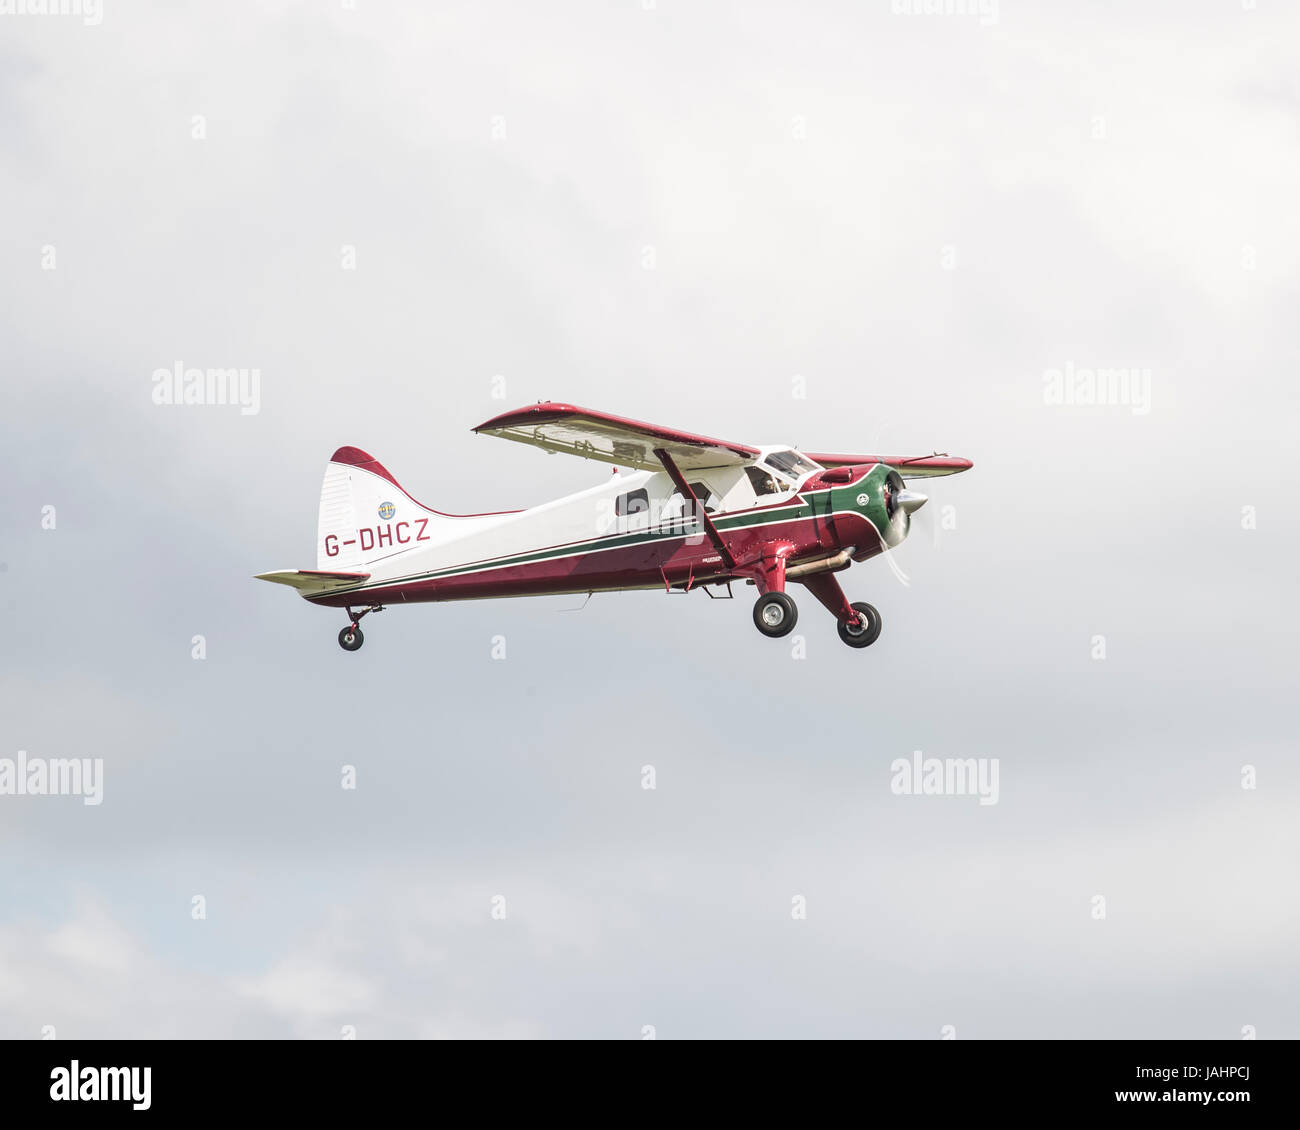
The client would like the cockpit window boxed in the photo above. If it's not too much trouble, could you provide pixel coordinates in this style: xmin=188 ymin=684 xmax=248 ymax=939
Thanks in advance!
xmin=765 ymin=450 xmax=818 ymax=479
xmin=745 ymin=465 xmax=785 ymax=496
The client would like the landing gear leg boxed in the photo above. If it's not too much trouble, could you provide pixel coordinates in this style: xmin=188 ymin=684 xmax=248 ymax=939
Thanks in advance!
xmin=338 ymin=604 xmax=384 ymax=652
xmin=799 ymin=572 xmax=882 ymax=649
xmin=750 ymin=545 xmax=797 ymax=638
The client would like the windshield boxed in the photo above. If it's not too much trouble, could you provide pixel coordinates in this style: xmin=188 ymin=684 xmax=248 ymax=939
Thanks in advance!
xmin=764 ymin=450 xmax=818 ymax=480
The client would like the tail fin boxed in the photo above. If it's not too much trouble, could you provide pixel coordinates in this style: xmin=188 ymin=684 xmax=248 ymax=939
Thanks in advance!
xmin=317 ymin=446 xmax=448 ymax=570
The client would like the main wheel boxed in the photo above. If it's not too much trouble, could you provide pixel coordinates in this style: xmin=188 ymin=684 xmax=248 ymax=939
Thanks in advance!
xmin=338 ymin=625 xmax=365 ymax=651
xmin=753 ymin=592 xmax=798 ymax=638
xmin=837 ymin=602 xmax=881 ymax=648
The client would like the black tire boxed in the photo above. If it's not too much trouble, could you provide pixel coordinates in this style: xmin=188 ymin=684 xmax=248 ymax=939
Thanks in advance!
xmin=753 ymin=592 xmax=798 ymax=638
xmin=837 ymin=602 xmax=881 ymax=648
xmin=338 ymin=625 xmax=364 ymax=652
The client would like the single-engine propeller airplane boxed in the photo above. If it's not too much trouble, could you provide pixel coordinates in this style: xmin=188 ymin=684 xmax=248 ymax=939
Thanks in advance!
xmin=256 ymin=402 xmax=972 ymax=651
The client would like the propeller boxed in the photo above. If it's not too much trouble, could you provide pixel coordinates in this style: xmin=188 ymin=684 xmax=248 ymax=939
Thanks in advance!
xmin=881 ymin=469 xmax=928 ymax=546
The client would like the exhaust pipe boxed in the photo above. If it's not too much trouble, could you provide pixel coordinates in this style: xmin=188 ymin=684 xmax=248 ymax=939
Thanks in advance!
xmin=785 ymin=549 xmax=854 ymax=579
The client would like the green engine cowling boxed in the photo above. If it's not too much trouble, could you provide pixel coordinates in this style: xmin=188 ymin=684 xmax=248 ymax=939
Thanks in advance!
xmin=829 ymin=463 xmax=927 ymax=557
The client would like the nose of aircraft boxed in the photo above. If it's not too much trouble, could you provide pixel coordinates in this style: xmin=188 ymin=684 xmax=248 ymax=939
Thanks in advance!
xmin=894 ymin=489 xmax=929 ymax=514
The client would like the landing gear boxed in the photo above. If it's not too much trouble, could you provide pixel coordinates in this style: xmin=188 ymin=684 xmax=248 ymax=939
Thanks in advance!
xmin=753 ymin=592 xmax=798 ymax=638
xmin=837 ymin=601 xmax=882 ymax=648
xmin=337 ymin=604 xmax=384 ymax=652
xmin=796 ymin=572 xmax=883 ymax=650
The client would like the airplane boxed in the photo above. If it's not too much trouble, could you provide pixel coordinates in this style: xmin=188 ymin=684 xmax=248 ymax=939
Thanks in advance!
xmin=256 ymin=402 xmax=973 ymax=651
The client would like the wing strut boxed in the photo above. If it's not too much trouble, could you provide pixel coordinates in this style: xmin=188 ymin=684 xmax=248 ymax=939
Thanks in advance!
xmin=653 ymin=447 xmax=736 ymax=570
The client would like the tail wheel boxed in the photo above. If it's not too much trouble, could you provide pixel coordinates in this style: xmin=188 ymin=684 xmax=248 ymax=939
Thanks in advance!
xmin=753 ymin=592 xmax=798 ymax=638
xmin=837 ymin=602 xmax=882 ymax=648
xmin=338 ymin=625 xmax=364 ymax=652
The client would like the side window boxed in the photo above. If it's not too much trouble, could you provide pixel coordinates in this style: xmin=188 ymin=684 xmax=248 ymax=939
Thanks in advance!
xmin=745 ymin=466 xmax=783 ymax=497
xmin=687 ymin=482 xmax=720 ymax=513
xmin=666 ymin=481 xmax=720 ymax=516
xmin=615 ymin=488 xmax=650 ymax=517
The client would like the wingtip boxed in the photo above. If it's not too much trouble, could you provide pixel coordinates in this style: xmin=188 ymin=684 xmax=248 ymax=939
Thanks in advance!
xmin=473 ymin=401 xmax=578 ymax=433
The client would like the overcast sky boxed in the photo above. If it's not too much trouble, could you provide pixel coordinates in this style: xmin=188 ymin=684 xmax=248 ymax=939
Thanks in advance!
xmin=1 ymin=0 xmax=1297 ymax=1039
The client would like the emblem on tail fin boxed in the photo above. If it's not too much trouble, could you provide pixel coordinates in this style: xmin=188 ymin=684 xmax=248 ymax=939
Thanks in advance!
xmin=377 ymin=501 xmax=395 ymax=520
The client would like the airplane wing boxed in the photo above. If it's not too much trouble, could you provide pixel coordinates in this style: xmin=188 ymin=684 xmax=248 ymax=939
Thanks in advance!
xmin=802 ymin=452 xmax=974 ymax=478
xmin=473 ymin=402 xmax=760 ymax=472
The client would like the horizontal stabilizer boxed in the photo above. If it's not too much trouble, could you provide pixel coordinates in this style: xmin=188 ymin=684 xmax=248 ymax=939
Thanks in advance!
xmin=255 ymin=569 xmax=370 ymax=595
